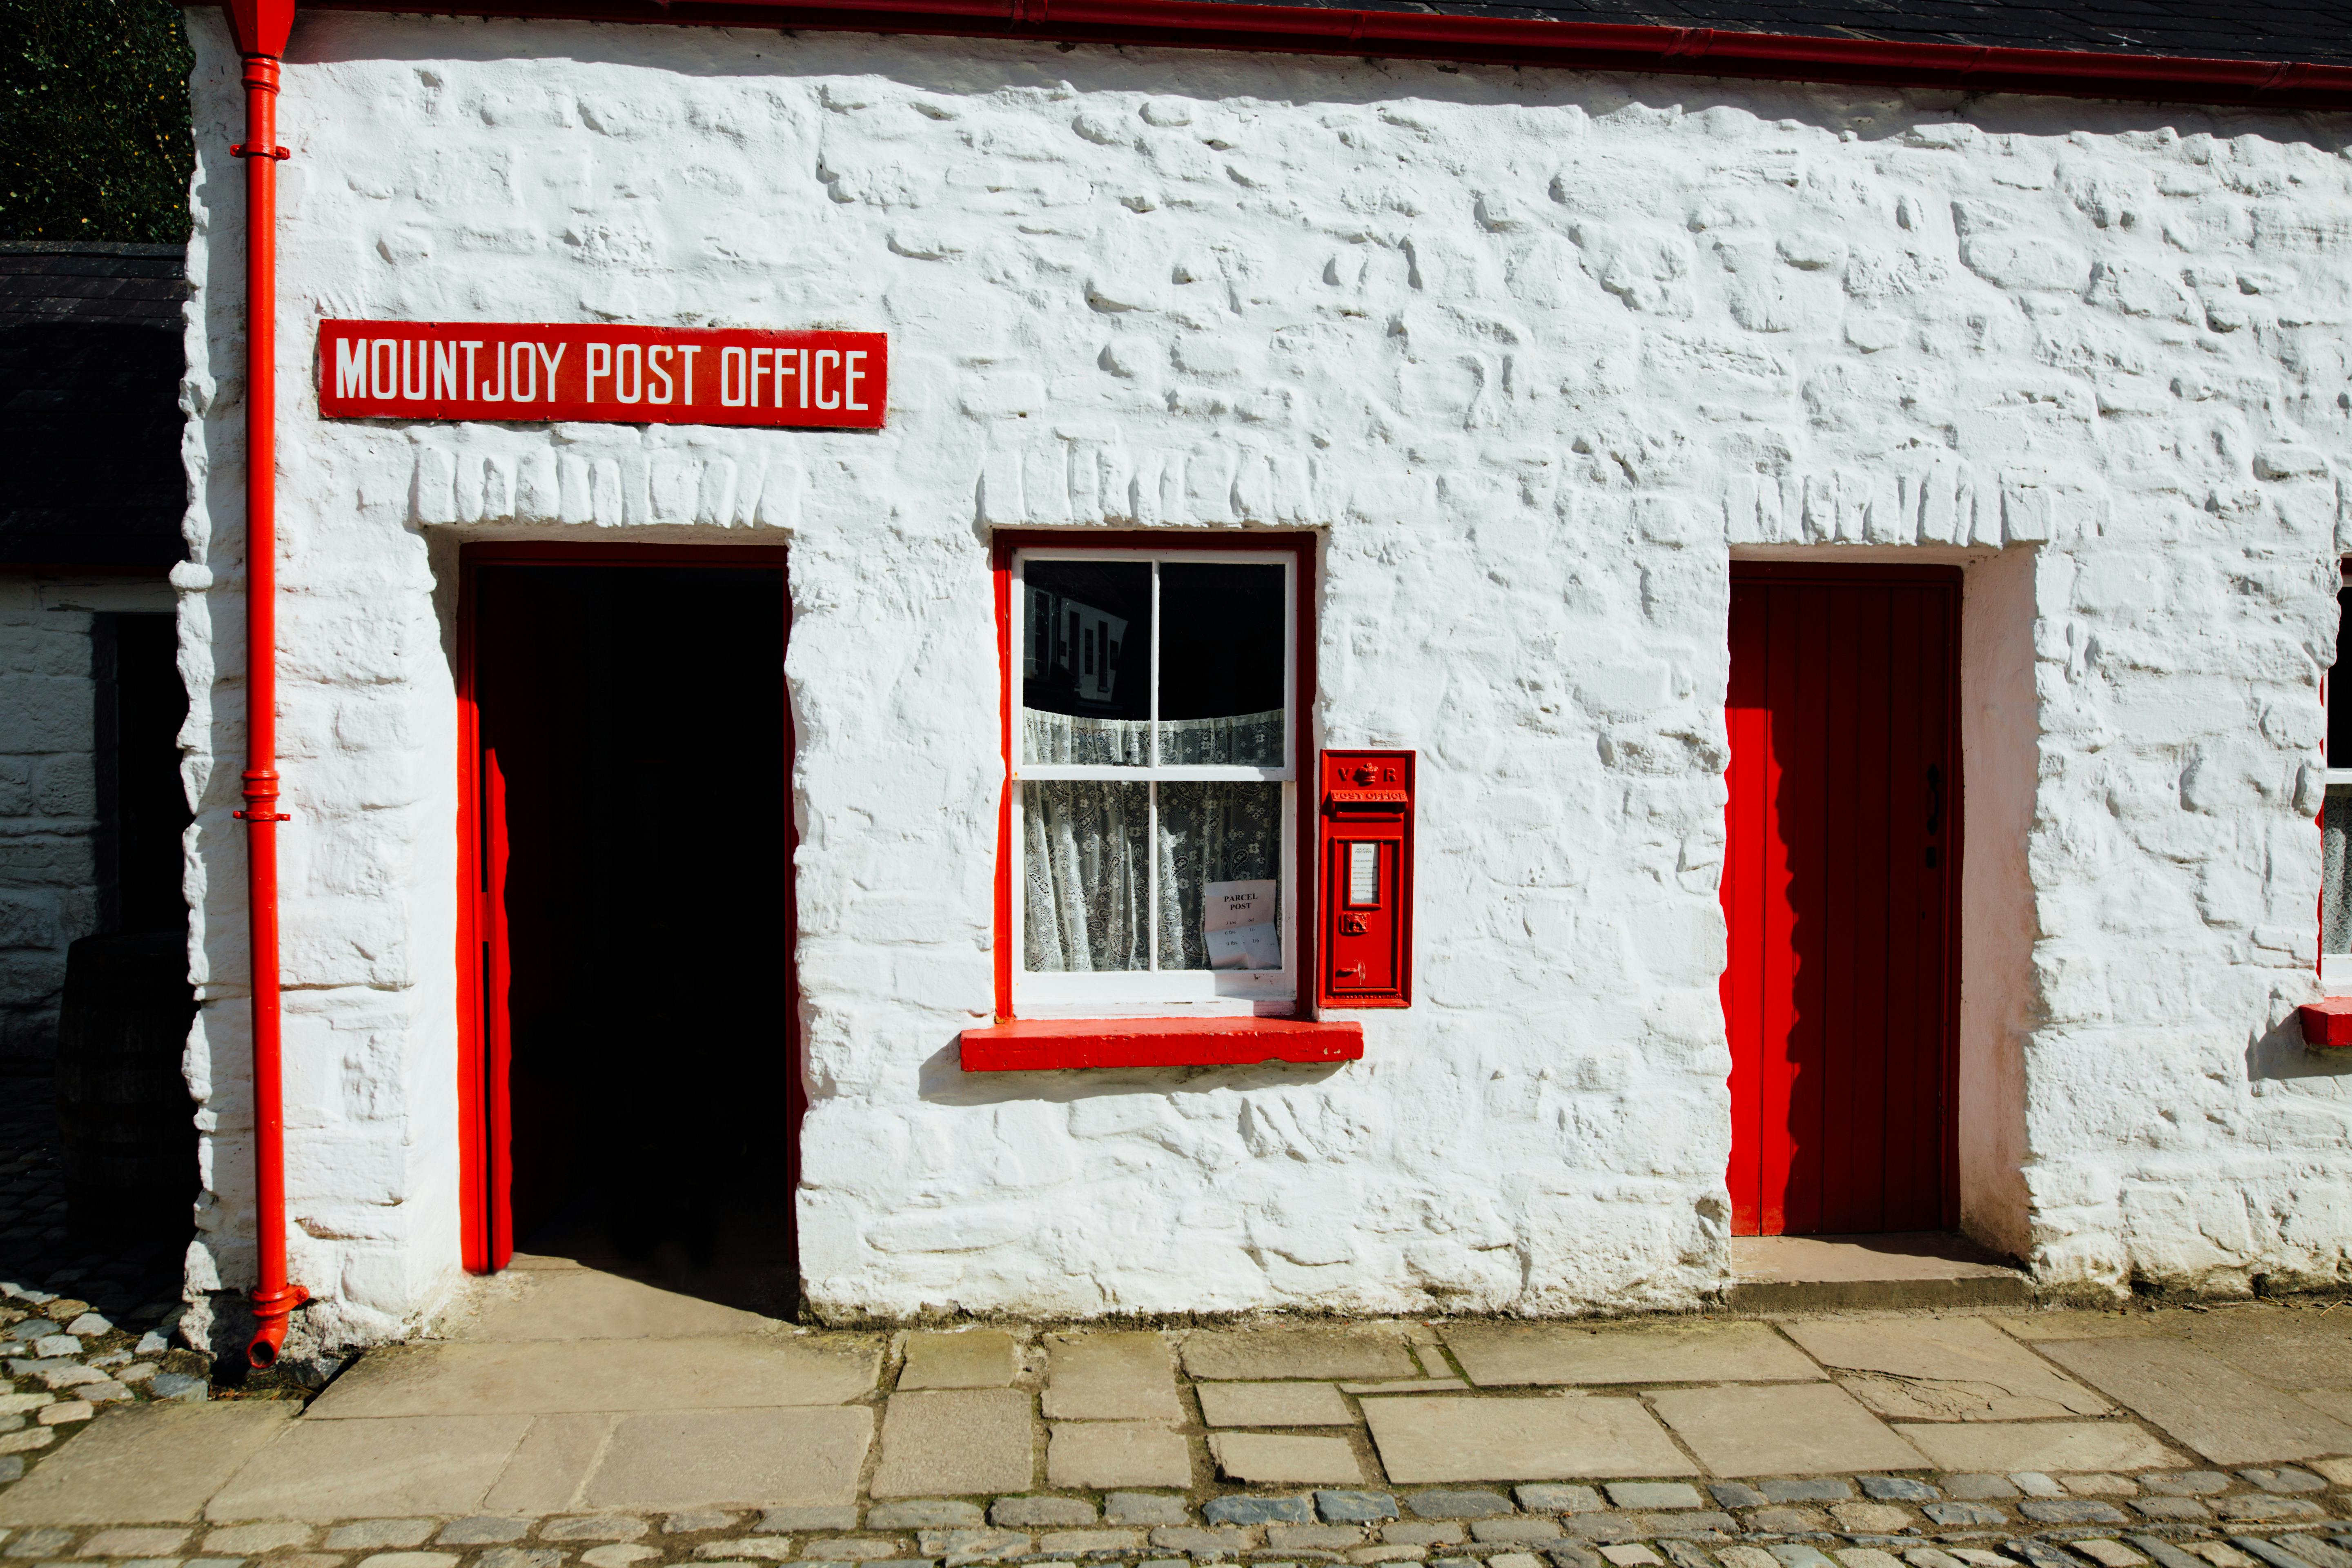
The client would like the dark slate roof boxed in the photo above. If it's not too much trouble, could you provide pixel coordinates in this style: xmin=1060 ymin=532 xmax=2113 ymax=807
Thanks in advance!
xmin=0 ymin=243 xmax=187 ymax=332
xmin=0 ymin=245 xmax=187 ymax=571
xmin=1178 ymin=0 xmax=2352 ymax=66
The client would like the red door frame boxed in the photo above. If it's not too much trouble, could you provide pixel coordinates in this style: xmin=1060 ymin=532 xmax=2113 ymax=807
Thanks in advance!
xmin=1722 ymin=560 xmax=1964 ymax=1234
xmin=455 ymin=541 xmax=796 ymax=1274
xmin=988 ymin=530 xmax=1320 ymax=1022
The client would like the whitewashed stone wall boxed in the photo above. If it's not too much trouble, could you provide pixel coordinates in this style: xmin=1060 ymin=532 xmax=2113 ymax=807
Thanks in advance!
xmin=182 ymin=8 xmax=2352 ymax=1333
xmin=0 ymin=575 xmax=176 ymax=1067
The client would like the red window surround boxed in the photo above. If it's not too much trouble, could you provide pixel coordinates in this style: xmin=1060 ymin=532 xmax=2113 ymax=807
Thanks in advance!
xmin=2301 ymin=998 xmax=2352 ymax=1049
xmin=961 ymin=530 xmax=1362 ymax=1072
xmin=961 ymin=1015 xmax=1363 ymax=1071
xmin=2303 ymin=563 xmax=2352 ymax=1049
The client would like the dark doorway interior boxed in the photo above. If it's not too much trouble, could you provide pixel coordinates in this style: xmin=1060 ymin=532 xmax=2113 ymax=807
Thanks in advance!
xmin=473 ymin=564 xmax=794 ymax=1314
xmin=24 ymin=610 xmax=193 ymax=1303
xmin=95 ymin=612 xmax=192 ymax=934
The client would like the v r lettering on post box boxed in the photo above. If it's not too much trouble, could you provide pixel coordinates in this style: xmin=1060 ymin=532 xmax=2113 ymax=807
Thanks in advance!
xmin=318 ymin=320 xmax=888 ymax=429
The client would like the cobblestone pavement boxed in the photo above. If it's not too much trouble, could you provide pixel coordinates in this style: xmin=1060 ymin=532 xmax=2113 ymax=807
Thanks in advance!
xmin=0 ymin=1073 xmax=187 ymax=1327
xmin=0 ymin=1070 xmax=214 ymax=1489
xmin=7 ymin=1262 xmax=2352 ymax=1568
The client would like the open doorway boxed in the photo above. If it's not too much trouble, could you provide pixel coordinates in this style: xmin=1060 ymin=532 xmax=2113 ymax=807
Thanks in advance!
xmin=458 ymin=545 xmax=797 ymax=1316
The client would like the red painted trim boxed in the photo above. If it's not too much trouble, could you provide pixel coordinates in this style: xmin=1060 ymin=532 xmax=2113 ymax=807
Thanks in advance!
xmin=235 ymin=46 xmax=308 ymax=1372
xmin=1315 ymin=749 xmax=1412 ymax=1008
xmin=223 ymin=0 xmax=294 ymax=55
xmin=1294 ymin=537 xmax=1319 ymax=1014
xmin=991 ymin=535 xmax=1016 ymax=1022
xmin=1724 ymin=563 xmax=1962 ymax=1234
xmin=454 ymin=553 xmax=486 ymax=1273
xmin=960 ymin=1016 xmax=1363 ymax=1071
xmin=453 ymin=540 xmax=794 ymax=1276
xmin=483 ymin=693 xmax=514 ymax=1266
xmin=987 ymin=530 xmax=1318 ymax=1031
xmin=1722 ymin=579 xmax=1762 ymax=1233
xmin=192 ymin=0 xmax=2352 ymax=110
xmin=317 ymin=320 xmax=888 ymax=430
xmin=2301 ymin=997 xmax=2352 ymax=1049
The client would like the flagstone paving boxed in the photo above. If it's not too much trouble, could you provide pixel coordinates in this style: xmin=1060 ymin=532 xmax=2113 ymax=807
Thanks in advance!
xmin=1781 ymin=1321 xmax=2112 ymax=1424
xmin=1443 ymin=1325 xmax=1824 ymax=1390
xmin=18 ymin=1271 xmax=2352 ymax=1568
xmin=1197 ymin=1384 xmax=1357 ymax=1428
xmin=1361 ymin=1394 xmax=1697 ymax=1482
xmin=1648 ymin=1385 xmax=1927 ymax=1477
xmin=1045 ymin=1420 xmax=1194 ymax=1489
xmin=2034 ymin=1343 xmax=2352 ymax=1468
xmin=899 ymin=1334 xmax=1023 ymax=1394
xmin=1888 ymin=1423 xmax=2188 ymax=1475
xmin=1042 ymin=1336 xmax=1184 ymax=1423
xmin=1208 ymin=1432 xmax=1370 ymax=1485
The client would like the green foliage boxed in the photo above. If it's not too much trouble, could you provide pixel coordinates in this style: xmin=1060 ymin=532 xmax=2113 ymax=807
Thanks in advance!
xmin=1 ymin=0 xmax=194 ymax=242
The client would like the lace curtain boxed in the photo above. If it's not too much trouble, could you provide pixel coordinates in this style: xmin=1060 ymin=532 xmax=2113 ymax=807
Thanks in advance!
xmin=2327 ymin=788 xmax=2352 ymax=958
xmin=1020 ymin=708 xmax=1284 ymax=768
xmin=1022 ymin=710 xmax=1284 ymax=973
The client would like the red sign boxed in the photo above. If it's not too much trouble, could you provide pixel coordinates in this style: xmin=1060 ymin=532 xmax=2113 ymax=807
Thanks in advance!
xmin=316 ymin=321 xmax=887 ymax=429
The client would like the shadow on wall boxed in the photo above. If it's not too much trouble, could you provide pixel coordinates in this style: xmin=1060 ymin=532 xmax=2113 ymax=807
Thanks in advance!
xmin=916 ymin=1039 xmax=1350 ymax=1107
xmin=2247 ymin=1009 xmax=2352 ymax=1083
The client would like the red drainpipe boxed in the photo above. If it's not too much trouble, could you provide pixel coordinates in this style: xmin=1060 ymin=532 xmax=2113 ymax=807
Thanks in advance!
xmin=222 ymin=0 xmax=307 ymax=1372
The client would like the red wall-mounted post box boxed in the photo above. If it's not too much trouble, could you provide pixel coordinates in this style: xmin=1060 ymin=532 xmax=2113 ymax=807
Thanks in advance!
xmin=1318 ymin=749 xmax=1414 ymax=1009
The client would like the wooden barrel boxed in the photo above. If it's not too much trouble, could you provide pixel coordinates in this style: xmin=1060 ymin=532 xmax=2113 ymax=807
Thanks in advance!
xmin=56 ymin=931 xmax=197 ymax=1240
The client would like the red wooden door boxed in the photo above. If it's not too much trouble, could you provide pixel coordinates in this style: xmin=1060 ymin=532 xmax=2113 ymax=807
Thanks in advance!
xmin=1723 ymin=564 xmax=1960 ymax=1236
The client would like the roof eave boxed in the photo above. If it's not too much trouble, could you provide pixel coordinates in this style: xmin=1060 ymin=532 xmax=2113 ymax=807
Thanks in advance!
xmin=196 ymin=0 xmax=2352 ymax=110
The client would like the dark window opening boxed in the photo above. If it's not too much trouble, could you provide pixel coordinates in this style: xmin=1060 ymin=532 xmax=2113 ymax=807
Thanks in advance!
xmin=1022 ymin=560 xmax=1150 ymax=722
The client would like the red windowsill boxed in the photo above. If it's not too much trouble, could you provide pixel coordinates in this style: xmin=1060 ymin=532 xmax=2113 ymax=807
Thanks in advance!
xmin=959 ymin=1016 xmax=1364 ymax=1071
xmin=2300 ymin=996 xmax=2352 ymax=1049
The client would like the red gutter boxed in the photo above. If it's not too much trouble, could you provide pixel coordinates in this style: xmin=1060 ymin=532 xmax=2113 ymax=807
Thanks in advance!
xmin=235 ymin=0 xmax=2352 ymax=110
xmin=222 ymin=0 xmax=307 ymax=1372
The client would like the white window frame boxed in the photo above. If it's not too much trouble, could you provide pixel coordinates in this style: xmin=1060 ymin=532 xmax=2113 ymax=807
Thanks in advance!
xmin=1009 ymin=546 xmax=1299 ymax=1016
xmin=2327 ymin=788 xmax=2352 ymax=990
xmin=2328 ymin=558 xmax=2352 ymax=993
